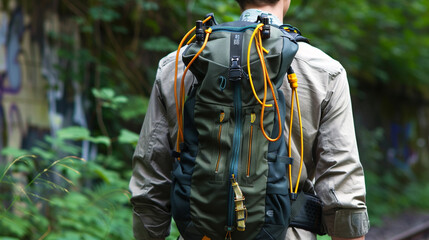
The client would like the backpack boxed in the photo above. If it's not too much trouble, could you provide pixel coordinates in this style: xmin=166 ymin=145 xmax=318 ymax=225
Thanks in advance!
xmin=171 ymin=14 xmax=305 ymax=240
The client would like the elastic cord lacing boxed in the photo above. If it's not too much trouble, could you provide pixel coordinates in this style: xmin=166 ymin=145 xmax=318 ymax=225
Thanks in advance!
xmin=247 ymin=24 xmax=305 ymax=195
xmin=174 ymin=16 xmax=213 ymax=157
xmin=286 ymin=69 xmax=304 ymax=195
xmin=247 ymin=24 xmax=282 ymax=142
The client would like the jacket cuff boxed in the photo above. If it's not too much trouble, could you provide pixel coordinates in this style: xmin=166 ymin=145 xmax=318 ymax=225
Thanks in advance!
xmin=132 ymin=208 xmax=171 ymax=240
xmin=323 ymin=209 xmax=370 ymax=238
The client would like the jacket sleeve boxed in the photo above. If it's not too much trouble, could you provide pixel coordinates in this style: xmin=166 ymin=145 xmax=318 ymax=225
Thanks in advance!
xmin=129 ymin=74 xmax=174 ymax=239
xmin=314 ymin=68 xmax=370 ymax=238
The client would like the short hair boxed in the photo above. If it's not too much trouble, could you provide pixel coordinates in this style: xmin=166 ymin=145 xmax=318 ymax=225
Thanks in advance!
xmin=235 ymin=0 xmax=280 ymax=9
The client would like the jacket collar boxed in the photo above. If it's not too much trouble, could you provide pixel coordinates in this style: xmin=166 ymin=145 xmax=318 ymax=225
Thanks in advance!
xmin=239 ymin=9 xmax=282 ymax=26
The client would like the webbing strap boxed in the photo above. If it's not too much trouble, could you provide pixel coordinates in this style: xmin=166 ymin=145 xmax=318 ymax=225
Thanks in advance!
xmin=229 ymin=32 xmax=243 ymax=82
xmin=277 ymin=156 xmax=293 ymax=165
xmin=267 ymin=152 xmax=293 ymax=164
xmin=231 ymin=175 xmax=247 ymax=231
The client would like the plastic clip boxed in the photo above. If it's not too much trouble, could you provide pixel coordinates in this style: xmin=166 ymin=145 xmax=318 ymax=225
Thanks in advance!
xmin=229 ymin=57 xmax=242 ymax=81
xmin=290 ymin=192 xmax=298 ymax=201
xmin=257 ymin=14 xmax=270 ymax=39
xmin=196 ymin=20 xmax=205 ymax=44
xmin=261 ymin=16 xmax=270 ymax=39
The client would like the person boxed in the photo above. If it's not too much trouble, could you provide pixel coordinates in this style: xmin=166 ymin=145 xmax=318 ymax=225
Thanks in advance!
xmin=129 ymin=0 xmax=370 ymax=239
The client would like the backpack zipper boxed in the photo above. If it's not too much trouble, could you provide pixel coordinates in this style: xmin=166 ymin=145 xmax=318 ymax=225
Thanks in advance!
xmin=247 ymin=113 xmax=256 ymax=177
xmin=215 ymin=112 xmax=225 ymax=173
xmin=227 ymin=81 xmax=242 ymax=232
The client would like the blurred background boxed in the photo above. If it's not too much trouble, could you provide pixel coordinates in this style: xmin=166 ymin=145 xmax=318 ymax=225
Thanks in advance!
xmin=0 ymin=0 xmax=428 ymax=239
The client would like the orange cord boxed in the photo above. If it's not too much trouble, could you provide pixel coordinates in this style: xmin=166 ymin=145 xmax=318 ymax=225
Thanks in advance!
xmin=287 ymin=73 xmax=304 ymax=194
xmin=247 ymin=25 xmax=282 ymax=142
xmin=179 ymin=27 xmax=212 ymax=141
xmin=247 ymin=23 xmax=305 ymax=195
xmin=186 ymin=35 xmax=196 ymax=46
xmin=248 ymin=24 xmax=305 ymax=190
xmin=247 ymin=24 xmax=271 ymax=107
xmin=294 ymin=89 xmax=304 ymax=193
xmin=174 ymin=16 xmax=212 ymax=154
xmin=288 ymin=89 xmax=295 ymax=192
xmin=174 ymin=27 xmax=196 ymax=152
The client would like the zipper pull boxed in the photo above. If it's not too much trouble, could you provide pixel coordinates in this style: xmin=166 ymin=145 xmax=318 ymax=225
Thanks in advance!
xmin=250 ymin=112 xmax=256 ymax=124
xmin=215 ymin=111 xmax=225 ymax=173
xmin=224 ymin=226 xmax=233 ymax=240
xmin=220 ymin=111 xmax=225 ymax=123
xmin=231 ymin=174 xmax=247 ymax=231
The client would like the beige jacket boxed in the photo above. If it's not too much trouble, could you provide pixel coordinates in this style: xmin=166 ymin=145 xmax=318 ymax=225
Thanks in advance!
xmin=130 ymin=37 xmax=369 ymax=239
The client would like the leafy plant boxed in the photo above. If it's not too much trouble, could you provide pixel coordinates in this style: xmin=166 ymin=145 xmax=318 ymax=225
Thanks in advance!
xmin=57 ymin=126 xmax=111 ymax=147
xmin=0 ymin=132 xmax=134 ymax=239
xmin=92 ymin=88 xmax=128 ymax=110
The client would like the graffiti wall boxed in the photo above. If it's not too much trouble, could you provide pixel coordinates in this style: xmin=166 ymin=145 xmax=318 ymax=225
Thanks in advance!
xmin=0 ymin=3 xmax=93 ymax=162
xmin=0 ymin=7 xmax=49 ymax=155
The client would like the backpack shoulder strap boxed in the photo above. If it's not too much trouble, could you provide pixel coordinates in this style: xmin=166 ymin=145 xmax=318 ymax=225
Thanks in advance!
xmin=280 ymin=24 xmax=310 ymax=43
xmin=203 ymin=13 xmax=218 ymax=27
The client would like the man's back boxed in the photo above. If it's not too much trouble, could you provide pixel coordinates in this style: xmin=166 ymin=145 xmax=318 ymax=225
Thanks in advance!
xmin=130 ymin=3 xmax=369 ymax=239
xmin=130 ymin=40 xmax=368 ymax=239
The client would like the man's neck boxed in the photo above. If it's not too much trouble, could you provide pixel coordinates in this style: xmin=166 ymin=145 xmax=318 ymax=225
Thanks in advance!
xmin=243 ymin=3 xmax=285 ymax=23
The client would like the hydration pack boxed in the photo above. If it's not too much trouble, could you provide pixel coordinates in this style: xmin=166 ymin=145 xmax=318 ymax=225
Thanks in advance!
xmin=171 ymin=14 xmax=306 ymax=240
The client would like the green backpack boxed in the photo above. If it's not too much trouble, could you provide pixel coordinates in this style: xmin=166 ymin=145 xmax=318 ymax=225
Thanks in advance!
xmin=171 ymin=14 xmax=304 ymax=240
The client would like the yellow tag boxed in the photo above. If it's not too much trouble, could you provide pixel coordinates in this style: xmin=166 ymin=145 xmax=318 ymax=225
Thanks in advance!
xmin=250 ymin=113 xmax=256 ymax=124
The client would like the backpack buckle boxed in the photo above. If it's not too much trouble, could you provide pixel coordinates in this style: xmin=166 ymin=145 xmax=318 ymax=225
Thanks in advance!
xmin=229 ymin=57 xmax=242 ymax=81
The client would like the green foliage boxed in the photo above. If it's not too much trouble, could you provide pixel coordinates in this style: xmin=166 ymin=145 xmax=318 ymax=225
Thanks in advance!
xmin=317 ymin=235 xmax=331 ymax=240
xmin=118 ymin=95 xmax=148 ymax=121
xmin=118 ymin=129 xmax=140 ymax=147
xmin=182 ymin=0 xmax=241 ymax=22
xmin=166 ymin=219 xmax=180 ymax=240
xmin=357 ymin=127 xmax=385 ymax=171
xmin=45 ymin=186 xmax=132 ymax=240
xmin=364 ymin=169 xmax=429 ymax=226
xmin=92 ymin=88 xmax=128 ymax=110
xmin=357 ymin=126 xmax=429 ymax=226
xmin=288 ymin=0 xmax=429 ymax=96
xmin=89 ymin=6 xmax=120 ymax=22
xmin=0 ymin=132 xmax=134 ymax=239
xmin=136 ymin=0 xmax=159 ymax=11
xmin=142 ymin=36 xmax=178 ymax=52
xmin=57 ymin=126 xmax=111 ymax=147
